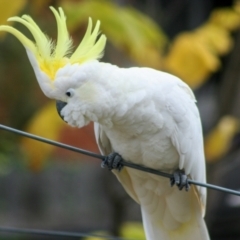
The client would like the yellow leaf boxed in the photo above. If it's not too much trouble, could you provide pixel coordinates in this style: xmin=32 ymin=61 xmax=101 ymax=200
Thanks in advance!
xmin=83 ymin=222 xmax=145 ymax=240
xmin=210 ymin=7 xmax=240 ymax=31
xmin=204 ymin=116 xmax=239 ymax=162
xmin=0 ymin=0 xmax=26 ymax=38
xmin=195 ymin=23 xmax=233 ymax=55
xmin=83 ymin=231 xmax=110 ymax=240
xmin=21 ymin=101 xmax=64 ymax=171
xmin=163 ymin=4 xmax=240 ymax=89
xmin=120 ymin=222 xmax=145 ymax=240
xmin=163 ymin=32 xmax=220 ymax=89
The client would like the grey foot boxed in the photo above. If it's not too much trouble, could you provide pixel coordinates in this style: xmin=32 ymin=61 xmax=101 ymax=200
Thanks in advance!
xmin=170 ymin=170 xmax=190 ymax=191
xmin=101 ymin=152 xmax=123 ymax=171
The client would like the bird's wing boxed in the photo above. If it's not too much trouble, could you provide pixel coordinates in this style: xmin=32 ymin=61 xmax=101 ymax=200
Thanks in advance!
xmin=165 ymin=81 xmax=207 ymax=215
xmin=94 ymin=122 xmax=140 ymax=203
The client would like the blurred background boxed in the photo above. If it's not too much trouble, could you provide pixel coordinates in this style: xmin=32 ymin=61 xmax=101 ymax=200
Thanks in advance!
xmin=0 ymin=0 xmax=240 ymax=239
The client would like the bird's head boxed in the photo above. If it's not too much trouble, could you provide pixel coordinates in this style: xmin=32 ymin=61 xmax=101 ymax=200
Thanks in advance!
xmin=0 ymin=7 xmax=106 ymax=125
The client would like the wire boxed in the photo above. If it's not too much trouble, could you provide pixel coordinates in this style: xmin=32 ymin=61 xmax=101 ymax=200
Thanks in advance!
xmin=122 ymin=160 xmax=240 ymax=196
xmin=0 ymin=124 xmax=240 ymax=197
xmin=0 ymin=226 xmax=130 ymax=239
xmin=0 ymin=124 xmax=103 ymax=160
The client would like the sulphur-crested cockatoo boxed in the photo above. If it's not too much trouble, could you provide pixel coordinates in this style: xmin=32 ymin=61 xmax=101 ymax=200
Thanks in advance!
xmin=0 ymin=7 xmax=210 ymax=240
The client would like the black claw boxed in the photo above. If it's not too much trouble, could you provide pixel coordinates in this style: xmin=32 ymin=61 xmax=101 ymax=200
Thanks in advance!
xmin=101 ymin=152 xmax=123 ymax=171
xmin=170 ymin=170 xmax=190 ymax=191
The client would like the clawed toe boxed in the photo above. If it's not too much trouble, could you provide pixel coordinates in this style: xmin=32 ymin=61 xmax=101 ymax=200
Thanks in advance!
xmin=101 ymin=152 xmax=123 ymax=171
xmin=170 ymin=170 xmax=190 ymax=191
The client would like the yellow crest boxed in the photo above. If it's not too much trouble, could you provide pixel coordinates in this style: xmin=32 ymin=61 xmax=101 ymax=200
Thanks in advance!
xmin=0 ymin=7 xmax=107 ymax=79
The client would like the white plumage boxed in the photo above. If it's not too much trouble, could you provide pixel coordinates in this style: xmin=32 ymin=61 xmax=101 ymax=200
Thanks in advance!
xmin=44 ymin=59 xmax=209 ymax=240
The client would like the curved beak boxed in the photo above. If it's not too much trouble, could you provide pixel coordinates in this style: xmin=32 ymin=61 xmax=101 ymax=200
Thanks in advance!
xmin=56 ymin=100 xmax=67 ymax=121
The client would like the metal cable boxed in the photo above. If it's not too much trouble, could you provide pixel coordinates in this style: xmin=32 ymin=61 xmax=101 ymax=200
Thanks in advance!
xmin=0 ymin=124 xmax=240 ymax=197
xmin=0 ymin=226 xmax=130 ymax=239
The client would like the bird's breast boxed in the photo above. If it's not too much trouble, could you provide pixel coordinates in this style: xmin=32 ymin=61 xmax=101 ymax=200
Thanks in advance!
xmin=104 ymin=127 xmax=179 ymax=172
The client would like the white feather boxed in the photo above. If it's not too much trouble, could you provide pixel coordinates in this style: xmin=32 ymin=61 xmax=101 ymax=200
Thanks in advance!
xmin=41 ymin=60 xmax=209 ymax=240
xmin=89 ymin=63 xmax=209 ymax=239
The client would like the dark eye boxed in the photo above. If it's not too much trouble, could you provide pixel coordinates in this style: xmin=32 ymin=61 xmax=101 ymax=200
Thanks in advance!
xmin=66 ymin=89 xmax=74 ymax=97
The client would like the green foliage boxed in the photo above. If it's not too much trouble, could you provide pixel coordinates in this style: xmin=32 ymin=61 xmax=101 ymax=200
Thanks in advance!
xmin=62 ymin=0 xmax=168 ymax=69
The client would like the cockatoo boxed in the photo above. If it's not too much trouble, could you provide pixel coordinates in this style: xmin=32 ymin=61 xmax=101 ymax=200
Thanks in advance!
xmin=0 ymin=7 xmax=210 ymax=240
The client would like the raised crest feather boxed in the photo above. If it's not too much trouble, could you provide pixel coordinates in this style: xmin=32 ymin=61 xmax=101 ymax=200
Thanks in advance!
xmin=0 ymin=7 xmax=107 ymax=79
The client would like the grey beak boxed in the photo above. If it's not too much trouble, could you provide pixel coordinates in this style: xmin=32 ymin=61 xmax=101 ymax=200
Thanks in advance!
xmin=56 ymin=100 xmax=67 ymax=121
